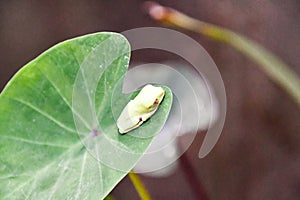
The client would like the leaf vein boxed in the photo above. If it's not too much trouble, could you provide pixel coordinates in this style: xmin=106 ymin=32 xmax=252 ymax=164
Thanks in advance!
xmin=74 ymin=151 xmax=87 ymax=200
xmin=39 ymin=69 xmax=92 ymax=131
xmin=0 ymin=135 xmax=70 ymax=148
xmin=9 ymin=97 xmax=77 ymax=134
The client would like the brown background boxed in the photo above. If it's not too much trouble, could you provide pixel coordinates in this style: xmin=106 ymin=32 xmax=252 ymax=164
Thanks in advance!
xmin=1 ymin=0 xmax=299 ymax=199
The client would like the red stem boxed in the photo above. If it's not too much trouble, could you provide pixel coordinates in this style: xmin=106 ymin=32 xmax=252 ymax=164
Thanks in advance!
xmin=179 ymin=152 xmax=209 ymax=200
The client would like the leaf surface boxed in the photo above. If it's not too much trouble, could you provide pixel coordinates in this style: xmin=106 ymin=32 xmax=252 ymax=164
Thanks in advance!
xmin=0 ymin=32 xmax=172 ymax=199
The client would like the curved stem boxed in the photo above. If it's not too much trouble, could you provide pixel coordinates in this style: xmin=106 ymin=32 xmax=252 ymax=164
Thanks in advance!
xmin=179 ymin=152 xmax=209 ymax=200
xmin=144 ymin=1 xmax=300 ymax=107
xmin=128 ymin=171 xmax=152 ymax=200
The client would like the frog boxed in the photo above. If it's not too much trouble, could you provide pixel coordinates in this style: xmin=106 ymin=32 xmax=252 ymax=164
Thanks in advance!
xmin=117 ymin=84 xmax=165 ymax=134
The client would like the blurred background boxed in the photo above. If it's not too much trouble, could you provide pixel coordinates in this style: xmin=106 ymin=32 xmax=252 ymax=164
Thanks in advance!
xmin=1 ymin=0 xmax=300 ymax=199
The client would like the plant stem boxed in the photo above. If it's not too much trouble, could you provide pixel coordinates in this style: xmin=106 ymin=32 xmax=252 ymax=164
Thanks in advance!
xmin=179 ymin=152 xmax=209 ymax=200
xmin=128 ymin=171 xmax=152 ymax=200
xmin=144 ymin=1 xmax=300 ymax=107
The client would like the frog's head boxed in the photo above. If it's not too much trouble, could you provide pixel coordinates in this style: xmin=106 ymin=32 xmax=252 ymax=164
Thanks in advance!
xmin=135 ymin=84 xmax=165 ymax=111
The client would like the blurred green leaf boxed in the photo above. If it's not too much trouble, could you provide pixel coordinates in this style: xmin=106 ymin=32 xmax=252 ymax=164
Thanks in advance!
xmin=146 ymin=2 xmax=300 ymax=107
xmin=0 ymin=32 xmax=172 ymax=199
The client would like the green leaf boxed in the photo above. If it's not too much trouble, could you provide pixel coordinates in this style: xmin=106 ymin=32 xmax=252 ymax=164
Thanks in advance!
xmin=0 ymin=32 xmax=172 ymax=199
xmin=151 ymin=5 xmax=300 ymax=106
